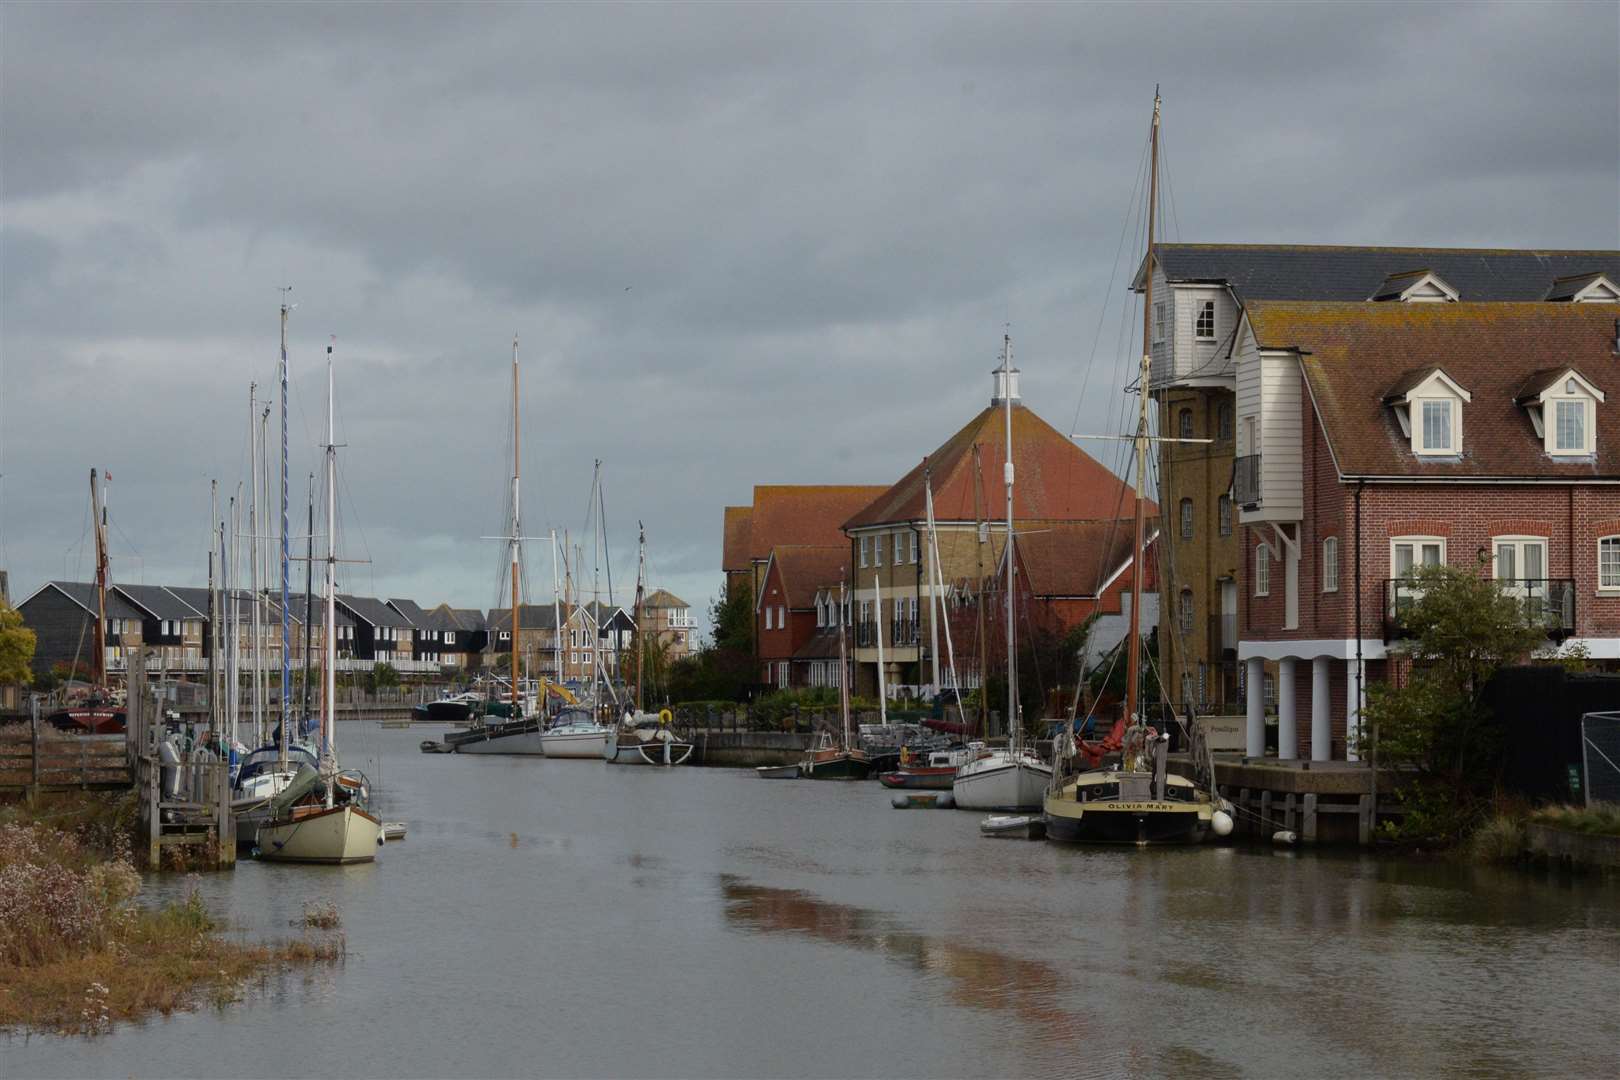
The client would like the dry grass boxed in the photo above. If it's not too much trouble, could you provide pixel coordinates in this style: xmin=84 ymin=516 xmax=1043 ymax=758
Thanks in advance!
xmin=300 ymin=899 xmax=341 ymax=929
xmin=0 ymin=792 xmax=343 ymax=1036
xmin=1531 ymin=803 xmax=1620 ymax=837
xmin=1467 ymin=813 xmax=1526 ymax=863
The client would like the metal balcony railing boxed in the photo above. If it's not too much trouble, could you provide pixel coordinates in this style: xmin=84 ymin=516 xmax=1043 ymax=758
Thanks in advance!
xmin=890 ymin=619 xmax=917 ymax=646
xmin=1233 ymin=455 xmax=1262 ymax=508
xmin=1384 ymin=578 xmax=1576 ymax=642
xmin=856 ymin=621 xmax=877 ymax=647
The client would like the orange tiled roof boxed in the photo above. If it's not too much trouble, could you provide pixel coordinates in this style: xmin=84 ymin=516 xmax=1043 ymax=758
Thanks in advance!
xmin=844 ymin=403 xmax=1149 ymax=529
xmin=747 ymin=485 xmax=886 ymax=561
xmin=1010 ymin=521 xmax=1153 ymax=597
xmin=763 ymin=545 xmax=848 ymax=609
xmin=1247 ymin=301 xmax=1620 ymax=479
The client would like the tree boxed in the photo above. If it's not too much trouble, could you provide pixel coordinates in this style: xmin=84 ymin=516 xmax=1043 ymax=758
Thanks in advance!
xmin=709 ymin=580 xmax=754 ymax=655
xmin=367 ymin=661 xmax=401 ymax=694
xmin=0 ymin=600 xmax=36 ymax=688
xmin=624 ymin=634 xmax=673 ymax=704
xmin=1360 ymin=562 xmax=1547 ymax=838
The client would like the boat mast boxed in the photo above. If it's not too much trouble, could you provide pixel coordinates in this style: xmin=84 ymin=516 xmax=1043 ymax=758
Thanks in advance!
xmin=837 ymin=581 xmax=851 ymax=752
xmin=248 ymin=384 xmax=261 ymax=746
xmin=229 ymin=490 xmax=240 ymax=745
xmin=278 ymin=293 xmax=292 ymax=770
xmin=510 ymin=337 xmax=521 ymax=720
xmin=1127 ymin=89 xmax=1160 ymax=728
xmin=924 ymin=464 xmax=940 ymax=696
xmin=302 ymin=475 xmax=315 ymax=729
xmin=550 ymin=529 xmax=562 ymax=706
xmin=873 ymin=573 xmax=887 ymax=727
xmin=971 ymin=443 xmax=989 ymax=739
xmin=323 ymin=339 xmax=338 ymax=809
xmin=1000 ymin=333 xmax=1018 ymax=750
xmin=90 ymin=469 xmax=107 ymax=688
xmin=208 ymin=481 xmax=218 ymax=736
xmin=925 ymin=474 xmax=961 ymax=708
xmin=633 ymin=522 xmax=646 ymax=713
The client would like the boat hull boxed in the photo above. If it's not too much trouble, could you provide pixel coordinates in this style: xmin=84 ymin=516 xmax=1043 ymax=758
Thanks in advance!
xmin=540 ymin=729 xmax=612 ymax=758
xmin=1042 ymin=795 xmax=1211 ymax=846
xmin=257 ymin=804 xmax=383 ymax=863
xmin=755 ymin=764 xmax=800 ymax=779
xmin=604 ymin=738 xmax=694 ymax=766
xmin=952 ymin=755 xmax=1051 ymax=811
xmin=801 ymin=753 xmax=872 ymax=780
xmin=453 ymin=728 xmax=547 ymax=755
xmin=878 ymin=767 xmax=956 ymax=790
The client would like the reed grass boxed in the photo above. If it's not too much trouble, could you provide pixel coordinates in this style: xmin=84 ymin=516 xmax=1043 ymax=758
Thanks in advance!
xmin=0 ymin=792 xmax=342 ymax=1035
xmin=1531 ymin=803 xmax=1620 ymax=837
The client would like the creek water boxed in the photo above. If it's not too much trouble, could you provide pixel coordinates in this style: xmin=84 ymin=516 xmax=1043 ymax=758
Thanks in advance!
xmin=8 ymin=725 xmax=1619 ymax=1078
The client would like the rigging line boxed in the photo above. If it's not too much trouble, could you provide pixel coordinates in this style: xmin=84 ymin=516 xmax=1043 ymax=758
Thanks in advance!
xmin=1067 ymin=126 xmax=1154 ymax=439
xmin=1159 ymin=122 xmax=1183 ymax=244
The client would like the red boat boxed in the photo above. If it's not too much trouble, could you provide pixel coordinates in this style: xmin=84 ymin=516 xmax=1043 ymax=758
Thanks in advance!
xmin=878 ymin=766 xmax=956 ymax=790
xmin=47 ymin=705 xmax=126 ymax=735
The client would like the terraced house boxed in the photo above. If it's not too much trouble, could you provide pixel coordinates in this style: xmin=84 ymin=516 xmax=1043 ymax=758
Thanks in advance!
xmin=1142 ymin=244 xmax=1620 ymax=736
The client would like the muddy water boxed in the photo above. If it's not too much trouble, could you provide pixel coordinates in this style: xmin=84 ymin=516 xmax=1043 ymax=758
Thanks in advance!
xmin=8 ymin=725 xmax=1619 ymax=1078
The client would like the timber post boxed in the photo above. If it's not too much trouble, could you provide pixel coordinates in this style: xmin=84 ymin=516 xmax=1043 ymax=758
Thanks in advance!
xmin=28 ymin=695 xmax=41 ymax=806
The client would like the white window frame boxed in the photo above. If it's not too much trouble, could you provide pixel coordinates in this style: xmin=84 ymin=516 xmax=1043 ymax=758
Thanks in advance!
xmin=1179 ymin=588 xmax=1194 ymax=635
xmin=1599 ymin=535 xmax=1620 ymax=593
xmin=777 ymin=605 xmax=785 ymax=628
xmin=909 ymin=531 xmax=919 ymax=564
xmin=1179 ymin=498 xmax=1194 ymax=540
xmin=859 ymin=535 xmax=869 ymax=568
xmin=1417 ymin=398 xmax=1459 ymax=455
xmin=1391 ymin=536 xmax=1446 ymax=578
xmin=444 ymin=631 xmax=455 ymax=645
xmin=1491 ymin=535 xmax=1547 ymax=584
xmin=763 ymin=607 xmax=772 ymax=631
xmin=1195 ymin=299 xmax=1216 ymax=340
xmin=1552 ymin=398 xmax=1589 ymax=455
xmin=1254 ymin=543 xmax=1270 ymax=596
xmin=1322 ymin=536 xmax=1339 ymax=593
xmin=1153 ymin=301 xmax=1166 ymax=343
xmin=874 ymin=534 xmax=883 ymax=567
xmin=894 ymin=532 xmax=904 ymax=563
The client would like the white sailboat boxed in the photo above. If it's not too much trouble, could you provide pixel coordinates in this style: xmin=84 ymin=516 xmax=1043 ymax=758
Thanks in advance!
xmin=953 ymin=335 xmax=1052 ymax=811
xmin=259 ymin=336 xmax=382 ymax=864
xmin=541 ymin=461 xmax=614 ymax=759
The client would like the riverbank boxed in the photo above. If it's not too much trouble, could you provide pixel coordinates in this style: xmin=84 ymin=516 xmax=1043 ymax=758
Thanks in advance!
xmin=0 ymin=792 xmax=341 ymax=1035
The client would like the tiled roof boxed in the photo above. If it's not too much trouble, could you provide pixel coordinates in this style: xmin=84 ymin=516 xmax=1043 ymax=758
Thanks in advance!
xmin=386 ymin=598 xmax=428 ymax=628
xmin=748 ymin=485 xmax=886 ymax=561
xmin=485 ymin=605 xmax=564 ymax=632
xmin=112 ymin=583 xmax=200 ymax=621
xmin=451 ymin=607 xmax=488 ymax=631
xmin=1245 ymin=301 xmax=1620 ymax=479
xmin=154 ymin=586 xmax=213 ymax=619
xmin=641 ymin=588 xmax=688 ymax=610
xmin=1006 ymin=521 xmax=1147 ymax=598
xmin=762 ymin=545 xmax=846 ymax=609
xmin=844 ymin=403 xmax=1145 ymax=529
xmin=36 ymin=582 xmax=144 ymax=621
xmin=722 ymin=506 xmax=754 ymax=573
xmin=1146 ymin=244 xmax=1620 ymax=302
xmin=792 ymin=629 xmax=844 ymax=661
xmin=336 ymin=595 xmax=411 ymax=629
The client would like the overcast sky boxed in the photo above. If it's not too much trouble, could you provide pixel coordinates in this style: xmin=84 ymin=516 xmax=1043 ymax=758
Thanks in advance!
xmin=2 ymin=1 xmax=1616 ymax=638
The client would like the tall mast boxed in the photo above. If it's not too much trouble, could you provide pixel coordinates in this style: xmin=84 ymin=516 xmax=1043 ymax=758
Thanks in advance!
xmin=248 ymin=384 xmax=261 ymax=746
xmin=873 ymin=573 xmax=887 ymax=727
xmin=971 ymin=443 xmax=989 ymax=738
xmin=323 ymin=339 xmax=337 ymax=808
xmin=1127 ymin=89 xmax=1160 ymax=727
xmin=90 ymin=469 xmax=107 ymax=687
xmin=510 ymin=337 xmax=521 ymax=719
xmin=1001 ymin=333 xmax=1018 ymax=749
xmin=302 ymin=475 xmax=315 ymax=729
xmin=229 ymin=491 xmax=240 ymax=744
xmin=278 ymin=294 xmax=292 ymax=769
xmin=837 ymin=580 xmax=851 ymax=752
xmin=633 ymin=522 xmax=646 ymax=713
xmin=260 ymin=402 xmax=271 ymax=743
xmin=550 ymin=529 xmax=562 ymax=701
xmin=208 ymin=481 xmax=218 ymax=735
xmin=927 ymin=476 xmax=961 ymax=707
xmin=924 ymin=465 xmax=941 ymax=695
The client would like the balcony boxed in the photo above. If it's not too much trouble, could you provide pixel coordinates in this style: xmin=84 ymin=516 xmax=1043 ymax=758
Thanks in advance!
xmin=1208 ymin=614 xmax=1238 ymax=659
xmin=1384 ymin=578 xmax=1576 ymax=643
xmin=856 ymin=621 xmax=877 ymax=648
xmin=1233 ymin=455 xmax=1262 ymax=508
xmin=890 ymin=619 xmax=918 ymax=647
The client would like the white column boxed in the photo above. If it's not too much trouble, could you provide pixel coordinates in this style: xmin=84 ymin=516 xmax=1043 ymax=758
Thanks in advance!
xmin=1345 ymin=659 xmax=1364 ymax=762
xmin=1245 ymin=656 xmax=1265 ymax=758
xmin=1277 ymin=657 xmax=1297 ymax=760
xmin=1311 ymin=656 xmax=1332 ymax=761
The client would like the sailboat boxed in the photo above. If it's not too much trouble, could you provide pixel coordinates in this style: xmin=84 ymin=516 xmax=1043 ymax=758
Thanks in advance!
xmin=448 ymin=339 xmax=549 ymax=755
xmin=258 ymin=337 xmax=383 ymax=863
xmin=799 ymin=581 xmax=872 ymax=780
xmin=540 ymin=461 xmax=615 ymax=759
xmin=606 ymin=523 xmax=694 ymax=766
xmin=1042 ymin=90 xmax=1232 ymax=847
xmin=952 ymin=336 xmax=1053 ymax=811
xmin=47 ymin=470 xmax=127 ymax=734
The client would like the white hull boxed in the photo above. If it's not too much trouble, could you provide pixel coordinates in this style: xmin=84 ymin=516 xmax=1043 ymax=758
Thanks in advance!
xmin=953 ymin=751 xmax=1052 ymax=811
xmin=455 ymin=729 xmax=547 ymax=755
xmin=258 ymin=804 xmax=383 ymax=864
xmin=604 ymin=738 xmax=694 ymax=766
xmin=541 ymin=728 xmax=612 ymax=758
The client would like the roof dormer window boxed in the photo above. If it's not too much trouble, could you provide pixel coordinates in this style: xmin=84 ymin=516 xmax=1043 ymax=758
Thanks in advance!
xmin=1545 ymin=272 xmax=1620 ymax=303
xmin=1370 ymin=269 xmax=1459 ymax=303
xmin=1517 ymin=367 xmax=1603 ymax=457
xmin=1384 ymin=367 xmax=1470 ymax=457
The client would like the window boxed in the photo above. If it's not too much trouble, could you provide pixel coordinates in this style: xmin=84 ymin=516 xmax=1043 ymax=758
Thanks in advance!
xmin=777 ymin=605 xmax=785 ymax=628
xmin=1392 ymin=537 xmax=1445 ymax=577
xmin=1218 ymin=402 xmax=1234 ymax=441
xmin=444 ymin=631 xmax=455 ymax=645
xmin=859 ymin=536 xmax=869 ymax=568
xmin=874 ymin=535 xmax=883 ymax=567
xmin=1493 ymin=537 xmax=1546 ymax=583
xmin=1600 ymin=536 xmax=1620 ymax=591
xmin=1179 ymin=589 xmax=1194 ymax=634
xmin=1153 ymin=302 xmax=1166 ymax=343
xmin=1419 ymin=399 xmax=1455 ymax=454
xmin=1195 ymin=300 xmax=1215 ymax=339
xmin=763 ymin=607 xmax=772 ymax=631
xmin=815 ymin=598 xmax=825 ymax=628
xmin=1241 ymin=416 xmax=1258 ymax=456
xmin=1255 ymin=544 xmax=1270 ymax=596
xmin=1322 ymin=537 xmax=1339 ymax=592
xmin=1218 ymin=495 xmax=1232 ymax=536
xmin=909 ymin=531 xmax=919 ymax=564
xmin=895 ymin=532 xmax=904 ymax=563
xmin=1179 ymin=498 xmax=1194 ymax=540
xmin=1554 ymin=398 xmax=1588 ymax=454
xmin=1263 ymin=673 xmax=1277 ymax=708
xmin=1179 ymin=409 xmax=1194 ymax=439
